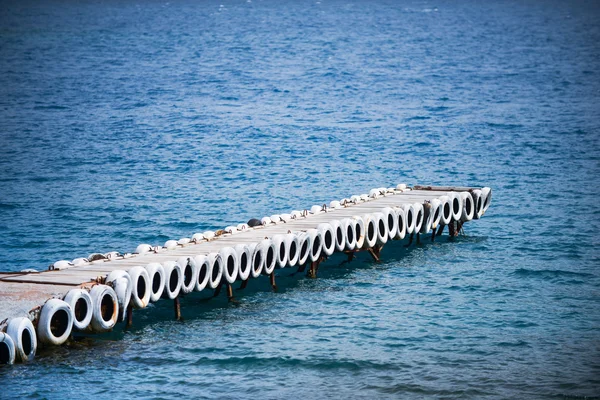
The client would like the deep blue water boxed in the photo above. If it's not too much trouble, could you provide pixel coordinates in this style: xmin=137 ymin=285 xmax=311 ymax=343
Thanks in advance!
xmin=1 ymin=0 xmax=599 ymax=398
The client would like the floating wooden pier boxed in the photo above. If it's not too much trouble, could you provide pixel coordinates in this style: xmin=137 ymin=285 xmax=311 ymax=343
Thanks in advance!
xmin=0 ymin=184 xmax=492 ymax=364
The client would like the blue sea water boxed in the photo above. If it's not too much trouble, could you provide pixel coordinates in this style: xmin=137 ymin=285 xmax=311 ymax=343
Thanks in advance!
xmin=1 ymin=0 xmax=599 ymax=398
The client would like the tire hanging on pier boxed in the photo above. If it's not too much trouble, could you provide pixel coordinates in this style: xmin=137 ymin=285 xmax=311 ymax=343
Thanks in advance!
xmin=250 ymin=243 xmax=264 ymax=278
xmin=471 ymin=189 xmax=484 ymax=219
xmin=219 ymin=247 xmax=239 ymax=284
xmin=234 ymin=244 xmax=251 ymax=281
xmin=193 ymin=255 xmax=210 ymax=291
xmin=403 ymin=203 xmax=415 ymax=235
xmin=260 ymin=239 xmax=277 ymax=275
xmin=37 ymin=298 xmax=73 ymax=346
xmin=89 ymin=285 xmax=119 ymax=332
xmin=128 ymin=266 xmax=151 ymax=309
xmin=271 ymin=235 xmax=288 ymax=269
xmin=342 ymin=218 xmax=357 ymax=251
xmin=329 ymin=220 xmax=346 ymax=253
xmin=63 ymin=288 xmax=93 ymax=331
xmin=162 ymin=261 xmax=183 ymax=298
xmin=306 ymin=229 xmax=323 ymax=262
xmin=297 ymin=232 xmax=312 ymax=265
xmin=317 ymin=223 xmax=336 ymax=256
xmin=439 ymin=195 xmax=453 ymax=226
xmin=413 ymin=203 xmax=425 ymax=233
xmin=393 ymin=206 xmax=406 ymax=240
xmin=106 ymin=270 xmax=132 ymax=322
xmin=460 ymin=192 xmax=475 ymax=221
xmin=176 ymin=257 xmax=197 ymax=294
xmin=284 ymin=233 xmax=300 ymax=267
xmin=5 ymin=317 xmax=36 ymax=362
xmin=363 ymin=214 xmax=378 ymax=248
xmin=373 ymin=212 xmax=388 ymax=245
xmin=481 ymin=187 xmax=492 ymax=215
xmin=353 ymin=216 xmax=366 ymax=249
xmin=381 ymin=207 xmax=398 ymax=241
xmin=0 ymin=332 xmax=16 ymax=365
xmin=145 ymin=263 xmax=166 ymax=302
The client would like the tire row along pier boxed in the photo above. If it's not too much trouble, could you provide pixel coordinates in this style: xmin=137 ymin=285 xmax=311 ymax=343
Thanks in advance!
xmin=0 ymin=184 xmax=492 ymax=365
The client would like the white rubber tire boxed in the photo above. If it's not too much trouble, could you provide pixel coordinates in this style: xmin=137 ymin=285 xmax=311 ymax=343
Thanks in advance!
xmin=317 ymin=223 xmax=336 ymax=256
xmin=271 ymin=235 xmax=288 ymax=269
xmin=413 ymin=203 xmax=425 ymax=233
xmin=373 ymin=212 xmax=388 ymax=245
xmin=0 ymin=332 xmax=16 ymax=365
xmin=448 ymin=192 xmax=463 ymax=222
xmin=363 ymin=214 xmax=378 ymax=248
xmin=285 ymin=234 xmax=300 ymax=267
xmin=234 ymin=244 xmax=252 ymax=281
xmin=250 ymin=243 xmax=263 ymax=278
xmin=205 ymin=253 xmax=222 ymax=289
xmin=394 ymin=207 xmax=407 ymax=240
xmin=439 ymin=195 xmax=452 ymax=226
xmin=329 ymin=220 xmax=346 ymax=252
xmin=353 ymin=216 xmax=366 ymax=249
xmin=193 ymin=255 xmax=210 ymax=291
xmin=342 ymin=218 xmax=356 ymax=250
xmin=219 ymin=247 xmax=239 ymax=284
xmin=403 ymin=204 xmax=415 ymax=235
xmin=162 ymin=261 xmax=183 ymax=299
xmin=176 ymin=257 xmax=197 ymax=294
xmin=89 ymin=285 xmax=118 ymax=332
xmin=472 ymin=189 xmax=484 ymax=219
xmin=261 ymin=239 xmax=277 ymax=275
xmin=63 ymin=289 xmax=93 ymax=330
xmin=106 ymin=270 xmax=132 ymax=322
xmin=460 ymin=192 xmax=475 ymax=221
xmin=381 ymin=208 xmax=398 ymax=241
xmin=481 ymin=187 xmax=492 ymax=215
xmin=306 ymin=229 xmax=323 ymax=262
xmin=128 ymin=266 xmax=151 ymax=309
xmin=145 ymin=263 xmax=165 ymax=302
xmin=297 ymin=232 xmax=312 ymax=266
xmin=37 ymin=298 xmax=73 ymax=346
xmin=6 ymin=317 xmax=37 ymax=362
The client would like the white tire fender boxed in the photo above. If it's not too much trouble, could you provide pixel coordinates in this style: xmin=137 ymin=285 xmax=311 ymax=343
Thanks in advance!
xmin=329 ymin=220 xmax=346 ymax=252
xmin=363 ymin=214 xmax=378 ymax=248
xmin=6 ymin=317 xmax=37 ymax=362
xmin=460 ymin=192 xmax=475 ymax=222
xmin=271 ymin=235 xmax=288 ymax=269
xmin=207 ymin=253 xmax=223 ymax=289
xmin=394 ymin=207 xmax=407 ymax=240
xmin=193 ymin=255 xmax=210 ymax=291
xmin=373 ymin=212 xmax=388 ymax=245
xmin=353 ymin=216 xmax=366 ymax=249
xmin=37 ymin=298 xmax=73 ymax=346
xmin=306 ymin=229 xmax=322 ymax=262
xmin=250 ymin=243 xmax=263 ymax=278
xmin=413 ymin=203 xmax=425 ymax=233
xmin=382 ymin=207 xmax=398 ymax=241
xmin=89 ymin=285 xmax=118 ymax=332
xmin=402 ymin=204 xmax=415 ymax=235
xmin=481 ymin=187 xmax=492 ymax=215
xmin=341 ymin=218 xmax=356 ymax=251
xmin=234 ymin=245 xmax=252 ymax=281
xmin=145 ymin=263 xmax=165 ymax=302
xmin=297 ymin=232 xmax=312 ymax=266
xmin=162 ymin=261 xmax=183 ymax=299
xmin=439 ymin=195 xmax=452 ymax=226
xmin=219 ymin=247 xmax=239 ymax=284
xmin=176 ymin=257 xmax=197 ymax=294
xmin=261 ymin=239 xmax=277 ymax=275
xmin=0 ymin=332 xmax=16 ymax=365
xmin=317 ymin=223 xmax=336 ymax=256
xmin=106 ymin=270 xmax=132 ymax=322
xmin=63 ymin=289 xmax=93 ymax=330
xmin=128 ymin=266 xmax=151 ymax=309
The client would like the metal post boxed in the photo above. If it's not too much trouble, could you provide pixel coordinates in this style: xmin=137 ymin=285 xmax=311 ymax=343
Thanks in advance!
xmin=270 ymin=272 xmax=278 ymax=292
xmin=173 ymin=297 xmax=181 ymax=321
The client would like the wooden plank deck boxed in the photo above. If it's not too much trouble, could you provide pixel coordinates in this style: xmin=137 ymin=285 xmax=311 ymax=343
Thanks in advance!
xmin=0 ymin=187 xmax=481 ymax=323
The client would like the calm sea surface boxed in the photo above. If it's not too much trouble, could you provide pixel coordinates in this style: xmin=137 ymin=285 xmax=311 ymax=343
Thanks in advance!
xmin=1 ymin=0 xmax=599 ymax=398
